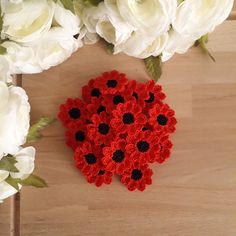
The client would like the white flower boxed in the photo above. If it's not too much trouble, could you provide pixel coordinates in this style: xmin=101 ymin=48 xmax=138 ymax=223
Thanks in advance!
xmin=0 ymin=56 xmax=12 ymax=83
xmin=2 ymin=41 xmax=42 ymax=74
xmin=1 ymin=0 xmax=55 ymax=44
xmin=116 ymin=0 xmax=177 ymax=37
xmin=173 ymin=0 xmax=234 ymax=40
xmin=10 ymin=147 xmax=35 ymax=180
xmin=162 ymin=30 xmax=195 ymax=61
xmin=114 ymin=31 xmax=168 ymax=59
xmin=54 ymin=1 xmax=81 ymax=36
xmin=0 ymin=181 xmax=18 ymax=203
xmin=0 ymin=147 xmax=36 ymax=203
xmin=32 ymin=27 xmax=81 ymax=71
xmin=0 ymin=82 xmax=30 ymax=156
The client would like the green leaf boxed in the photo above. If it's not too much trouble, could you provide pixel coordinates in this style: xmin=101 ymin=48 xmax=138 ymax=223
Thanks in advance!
xmin=106 ymin=43 xmax=114 ymax=54
xmin=0 ymin=155 xmax=19 ymax=173
xmin=26 ymin=117 xmax=56 ymax=143
xmin=59 ymin=0 xmax=75 ymax=12
xmin=195 ymin=34 xmax=216 ymax=62
xmin=20 ymin=174 xmax=48 ymax=188
xmin=144 ymin=56 xmax=163 ymax=82
xmin=5 ymin=176 xmax=20 ymax=191
xmin=5 ymin=174 xmax=48 ymax=190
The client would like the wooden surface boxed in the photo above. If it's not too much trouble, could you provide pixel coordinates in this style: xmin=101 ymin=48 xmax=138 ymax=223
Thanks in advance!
xmin=1 ymin=20 xmax=236 ymax=236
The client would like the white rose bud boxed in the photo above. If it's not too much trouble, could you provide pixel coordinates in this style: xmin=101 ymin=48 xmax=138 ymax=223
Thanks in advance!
xmin=2 ymin=41 xmax=42 ymax=74
xmin=162 ymin=30 xmax=195 ymax=62
xmin=54 ymin=1 xmax=81 ymax=36
xmin=0 ymin=82 xmax=30 ymax=156
xmin=116 ymin=0 xmax=177 ymax=37
xmin=33 ymin=27 xmax=81 ymax=71
xmin=114 ymin=31 xmax=168 ymax=59
xmin=1 ymin=0 xmax=55 ymax=44
xmin=173 ymin=0 xmax=234 ymax=39
xmin=0 ymin=181 xmax=18 ymax=203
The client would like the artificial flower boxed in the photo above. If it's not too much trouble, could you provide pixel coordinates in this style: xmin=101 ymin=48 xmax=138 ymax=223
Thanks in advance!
xmin=121 ymin=160 xmax=153 ymax=191
xmin=1 ymin=0 xmax=55 ymax=44
xmin=58 ymin=98 xmax=87 ymax=127
xmin=126 ymin=131 xmax=160 ymax=163
xmin=111 ymin=101 xmax=146 ymax=134
xmin=0 ymin=82 xmax=30 ymax=156
xmin=74 ymin=142 xmax=103 ymax=175
xmin=103 ymin=139 xmax=132 ymax=174
xmin=149 ymin=103 xmax=177 ymax=134
xmin=86 ymin=168 xmax=113 ymax=187
xmin=87 ymin=112 xmax=114 ymax=145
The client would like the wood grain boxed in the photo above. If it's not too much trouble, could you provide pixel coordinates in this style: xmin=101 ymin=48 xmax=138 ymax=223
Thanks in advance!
xmin=0 ymin=21 xmax=236 ymax=236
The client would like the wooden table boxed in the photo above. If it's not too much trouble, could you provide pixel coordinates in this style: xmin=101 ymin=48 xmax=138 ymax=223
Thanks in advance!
xmin=1 ymin=11 xmax=236 ymax=236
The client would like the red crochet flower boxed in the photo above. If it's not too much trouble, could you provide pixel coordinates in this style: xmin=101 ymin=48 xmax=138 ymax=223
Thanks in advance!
xmin=149 ymin=103 xmax=177 ymax=134
xmin=144 ymin=80 xmax=166 ymax=109
xmin=126 ymin=80 xmax=149 ymax=107
xmin=126 ymin=131 xmax=160 ymax=164
xmin=65 ymin=120 xmax=88 ymax=150
xmin=86 ymin=168 xmax=113 ymax=187
xmin=121 ymin=161 xmax=153 ymax=191
xmin=111 ymin=101 xmax=146 ymax=134
xmin=74 ymin=142 xmax=102 ymax=175
xmin=103 ymin=89 xmax=133 ymax=113
xmin=102 ymin=139 xmax=132 ymax=175
xmin=94 ymin=70 xmax=128 ymax=94
xmin=82 ymin=78 xmax=102 ymax=103
xmin=156 ymin=135 xmax=173 ymax=164
xmin=87 ymin=112 xmax=114 ymax=145
xmin=58 ymin=98 xmax=87 ymax=127
xmin=87 ymin=97 xmax=107 ymax=116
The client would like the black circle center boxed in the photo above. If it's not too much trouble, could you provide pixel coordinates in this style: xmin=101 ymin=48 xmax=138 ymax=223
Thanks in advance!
xmin=122 ymin=113 xmax=135 ymax=124
xmin=68 ymin=108 xmax=81 ymax=119
xmin=145 ymin=92 xmax=155 ymax=103
xmin=137 ymin=140 xmax=150 ymax=152
xmin=107 ymin=79 xmax=118 ymax=88
xmin=131 ymin=169 xmax=143 ymax=181
xmin=75 ymin=131 xmax=85 ymax=142
xmin=85 ymin=153 xmax=97 ymax=164
xmin=97 ymin=105 xmax=106 ymax=114
xmin=157 ymin=114 xmax=168 ymax=126
xmin=98 ymin=170 xmax=105 ymax=175
xmin=91 ymin=88 xmax=101 ymax=97
xmin=113 ymin=95 xmax=124 ymax=105
xmin=112 ymin=149 xmax=125 ymax=163
xmin=132 ymin=92 xmax=138 ymax=100
xmin=98 ymin=123 xmax=110 ymax=135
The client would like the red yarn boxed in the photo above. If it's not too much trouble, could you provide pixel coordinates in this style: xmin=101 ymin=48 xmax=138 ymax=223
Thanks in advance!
xmin=58 ymin=70 xmax=177 ymax=191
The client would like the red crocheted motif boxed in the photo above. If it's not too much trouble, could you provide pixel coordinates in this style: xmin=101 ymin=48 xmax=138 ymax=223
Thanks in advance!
xmin=58 ymin=71 xmax=177 ymax=191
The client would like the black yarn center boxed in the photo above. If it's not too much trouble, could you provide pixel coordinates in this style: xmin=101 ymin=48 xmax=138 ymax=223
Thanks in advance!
xmin=132 ymin=92 xmax=138 ymax=100
xmin=97 ymin=105 xmax=106 ymax=114
xmin=85 ymin=153 xmax=97 ymax=164
xmin=113 ymin=95 xmax=124 ymax=105
xmin=75 ymin=131 xmax=85 ymax=142
xmin=98 ymin=170 xmax=105 ymax=175
xmin=157 ymin=114 xmax=168 ymax=126
xmin=131 ymin=169 xmax=143 ymax=181
xmin=91 ymin=88 xmax=101 ymax=97
xmin=112 ymin=150 xmax=125 ymax=163
xmin=137 ymin=141 xmax=150 ymax=152
xmin=68 ymin=108 xmax=80 ymax=119
xmin=122 ymin=113 xmax=135 ymax=124
xmin=145 ymin=92 xmax=155 ymax=103
xmin=98 ymin=123 xmax=110 ymax=135
xmin=107 ymin=79 xmax=117 ymax=88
